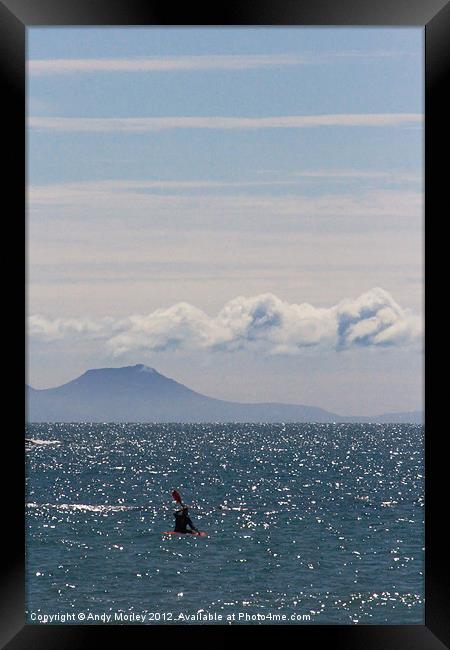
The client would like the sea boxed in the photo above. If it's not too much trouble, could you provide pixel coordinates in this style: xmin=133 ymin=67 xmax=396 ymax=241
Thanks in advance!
xmin=25 ymin=423 xmax=424 ymax=625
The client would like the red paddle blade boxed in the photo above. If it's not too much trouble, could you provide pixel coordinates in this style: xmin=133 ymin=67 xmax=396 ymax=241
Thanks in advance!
xmin=172 ymin=489 xmax=182 ymax=504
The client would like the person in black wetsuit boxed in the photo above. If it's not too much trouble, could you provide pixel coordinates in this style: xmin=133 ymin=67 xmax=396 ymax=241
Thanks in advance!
xmin=173 ymin=505 xmax=199 ymax=534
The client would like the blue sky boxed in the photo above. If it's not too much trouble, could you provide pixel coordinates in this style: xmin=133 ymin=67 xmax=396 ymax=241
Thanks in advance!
xmin=27 ymin=28 xmax=424 ymax=414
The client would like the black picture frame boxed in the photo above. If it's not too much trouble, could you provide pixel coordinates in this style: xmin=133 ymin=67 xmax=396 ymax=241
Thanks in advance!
xmin=1 ymin=0 xmax=448 ymax=647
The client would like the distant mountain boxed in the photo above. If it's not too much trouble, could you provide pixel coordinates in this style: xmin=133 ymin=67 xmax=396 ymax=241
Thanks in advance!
xmin=26 ymin=364 xmax=424 ymax=424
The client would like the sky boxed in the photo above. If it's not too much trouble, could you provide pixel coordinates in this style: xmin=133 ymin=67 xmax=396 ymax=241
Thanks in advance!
xmin=27 ymin=27 xmax=424 ymax=415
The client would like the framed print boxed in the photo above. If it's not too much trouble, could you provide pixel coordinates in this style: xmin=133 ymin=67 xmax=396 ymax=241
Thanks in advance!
xmin=0 ymin=0 xmax=448 ymax=647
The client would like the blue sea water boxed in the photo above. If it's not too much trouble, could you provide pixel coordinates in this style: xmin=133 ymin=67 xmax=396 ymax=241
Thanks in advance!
xmin=26 ymin=423 xmax=424 ymax=625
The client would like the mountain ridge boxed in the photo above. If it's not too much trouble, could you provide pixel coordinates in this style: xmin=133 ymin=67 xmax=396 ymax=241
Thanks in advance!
xmin=26 ymin=364 xmax=423 ymax=424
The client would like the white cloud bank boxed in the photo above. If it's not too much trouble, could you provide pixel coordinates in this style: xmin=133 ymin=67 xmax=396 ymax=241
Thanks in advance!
xmin=29 ymin=288 xmax=422 ymax=355
xmin=28 ymin=113 xmax=423 ymax=133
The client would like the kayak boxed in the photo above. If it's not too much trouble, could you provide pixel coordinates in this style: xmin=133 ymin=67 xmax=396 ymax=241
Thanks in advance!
xmin=162 ymin=531 xmax=207 ymax=537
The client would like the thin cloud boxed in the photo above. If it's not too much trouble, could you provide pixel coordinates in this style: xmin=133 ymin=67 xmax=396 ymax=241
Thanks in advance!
xmin=28 ymin=113 xmax=423 ymax=133
xmin=27 ymin=176 xmax=421 ymax=203
xmin=290 ymin=170 xmax=422 ymax=183
xmin=28 ymin=54 xmax=306 ymax=75
xmin=29 ymin=288 xmax=422 ymax=355
xmin=28 ymin=180 xmax=422 ymax=227
xmin=28 ymin=52 xmax=415 ymax=75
